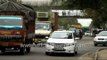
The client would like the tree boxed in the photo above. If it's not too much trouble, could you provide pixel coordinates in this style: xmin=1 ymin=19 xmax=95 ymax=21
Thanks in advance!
xmin=62 ymin=0 xmax=100 ymax=9
xmin=62 ymin=0 xmax=107 ymax=29
xmin=0 ymin=0 xmax=22 ymax=4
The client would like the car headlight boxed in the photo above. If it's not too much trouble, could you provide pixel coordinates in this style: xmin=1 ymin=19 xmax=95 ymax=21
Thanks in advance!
xmin=66 ymin=43 xmax=75 ymax=46
xmin=47 ymin=43 xmax=55 ymax=46
xmin=94 ymin=38 xmax=97 ymax=41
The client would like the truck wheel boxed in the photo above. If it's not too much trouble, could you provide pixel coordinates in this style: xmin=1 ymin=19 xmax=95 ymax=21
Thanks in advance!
xmin=20 ymin=47 xmax=26 ymax=55
xmin=26 ymin=47 xmax=30 ymax=53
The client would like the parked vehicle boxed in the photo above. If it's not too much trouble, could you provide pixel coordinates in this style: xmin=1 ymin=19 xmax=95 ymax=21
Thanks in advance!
xmin=45 ymin=31 xmax=78 ymax=55
xmin=84 ymin=31 xmax=92 ymax=36
xmin=0 ymin=2 xmax=36 ymax=54
xmin=94 ymin=31 xmax=107 ymax=46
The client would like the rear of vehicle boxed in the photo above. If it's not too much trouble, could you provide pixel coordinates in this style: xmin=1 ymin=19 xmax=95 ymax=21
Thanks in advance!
xmin=85 ymin=31 xmax=92 ymax=36
xmin=94 ymin=31 xmax=107 ymax=46
xmin=0 ymin=15 xmax=25 ymax=53
xmin=0 ymin=2 xmax=36 ymax=55
xmin=45 ymin=31 xmax=78 ymax=55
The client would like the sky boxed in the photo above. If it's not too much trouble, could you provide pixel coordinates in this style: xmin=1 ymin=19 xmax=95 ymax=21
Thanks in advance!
xmin=77 ymin=18 xmax=92 ymax=27
xmin=22 ymin=0 xmax=52 ymax=5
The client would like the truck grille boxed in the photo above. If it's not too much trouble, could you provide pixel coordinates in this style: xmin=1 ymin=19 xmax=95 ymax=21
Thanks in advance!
xmin=0 ymin=35 xmax=23 ymax=42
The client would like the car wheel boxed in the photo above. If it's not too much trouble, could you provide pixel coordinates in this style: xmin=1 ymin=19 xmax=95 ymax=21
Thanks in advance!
xmin=103 ymin=44 xmax=106 ymax=46
xmin=72 ymin=52 xmax=76 ymax=56
xmin=45 ymin=52 xmax=51 ymax=55
xmin=75 ymin=51 xmax=77 ymax=55
xmin=72 ymin=49 xmax=77 ymax=56
xmin=94 ymin=44 xmax=97 ymax=46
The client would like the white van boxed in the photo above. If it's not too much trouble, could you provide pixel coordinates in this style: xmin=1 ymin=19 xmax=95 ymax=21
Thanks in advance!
xmin=45 ymin=31 xmax=78 ymax=55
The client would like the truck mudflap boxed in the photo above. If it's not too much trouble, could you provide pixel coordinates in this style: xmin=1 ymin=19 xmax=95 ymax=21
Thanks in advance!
xmin=79 ymin=48 xmax=107 ymax=60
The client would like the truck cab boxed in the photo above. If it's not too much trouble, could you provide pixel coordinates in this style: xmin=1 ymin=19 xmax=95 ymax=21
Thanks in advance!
xmin=35 ymin=21 xmax=52 ymax=38
xmin=0 ymin=2 xmax=36 ymax=55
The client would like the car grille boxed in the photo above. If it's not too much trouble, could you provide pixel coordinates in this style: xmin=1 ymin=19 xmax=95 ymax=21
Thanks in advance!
xmin=53 ymin=43 xmax=65 ymax=51
xmin=98 ymin=38 xmax=104 ymax=40
xmin=0 ymin=35 xmax=23 ymax=42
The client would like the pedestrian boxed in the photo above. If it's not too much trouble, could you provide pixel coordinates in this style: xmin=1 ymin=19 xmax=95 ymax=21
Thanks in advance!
xmin=92 ymin=29 xmax=97 ymax=37
xmin=79 ymin=29 xmax=83 ymax=40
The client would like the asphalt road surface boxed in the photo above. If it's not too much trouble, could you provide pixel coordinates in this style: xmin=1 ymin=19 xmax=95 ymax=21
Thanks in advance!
xmin=0 ymin=36 xmax=106 ymax=60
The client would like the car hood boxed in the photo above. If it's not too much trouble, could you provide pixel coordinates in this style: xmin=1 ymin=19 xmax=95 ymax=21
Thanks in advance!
xmin=47 ymin=38 xmax=74 ymax=43
xmin=95 ymin=36 xmax=107 ymax=38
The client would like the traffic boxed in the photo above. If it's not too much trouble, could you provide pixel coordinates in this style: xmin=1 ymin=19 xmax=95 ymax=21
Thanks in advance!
xmin=0 ymin=1 xmax=107 ymax=60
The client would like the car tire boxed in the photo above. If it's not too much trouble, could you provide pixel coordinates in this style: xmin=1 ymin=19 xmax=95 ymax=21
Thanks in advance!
xmin=72 ymin=49 xmax=77 ymax=56
xmin=45 ymin=52 xmax=51 ymax=55
xmin=94 ymin=44 xmax=97 ymax=46
xmin=103 ymin=44 xmax=106 ymax=46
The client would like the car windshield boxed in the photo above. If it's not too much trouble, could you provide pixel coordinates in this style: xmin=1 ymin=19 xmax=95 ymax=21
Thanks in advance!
xmin=36 ymin=22 xmax=50 ymax=30
xmin=97 ymin=31 xmax=107 ymax=36
xmin=50 ymin=31 xmax=73 ymax=39
xmin=0 ymin=16 xmax=22 ymax=29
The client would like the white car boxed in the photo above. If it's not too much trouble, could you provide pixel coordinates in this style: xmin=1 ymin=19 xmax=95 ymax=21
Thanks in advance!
xmin=45 ymin=31 xmax=78 ymax=55
xmin=84 ymin=31 xmax=92 ymax=36
xmin=94 ymin=31 xmax=107 ymax=46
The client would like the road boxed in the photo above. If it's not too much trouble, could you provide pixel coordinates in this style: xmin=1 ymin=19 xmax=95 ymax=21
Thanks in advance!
xmin=0 ymin=36 xmax=106 ymax=60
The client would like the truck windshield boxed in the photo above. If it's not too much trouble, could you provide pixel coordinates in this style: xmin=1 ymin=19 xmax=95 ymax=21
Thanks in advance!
xmin=36 ymin=23 xmax=50 ymax=30
xmin=0 ymin=16 xmax=22 ymax=29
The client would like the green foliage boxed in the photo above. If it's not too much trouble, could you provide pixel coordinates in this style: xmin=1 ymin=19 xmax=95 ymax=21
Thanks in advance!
xmin=62 ymin=0 xmax=107 ymax=29
xmin=62 ymin=0 xmax=100 ymax=9
xmin=59 ymin=19 xmax=77 ymax=29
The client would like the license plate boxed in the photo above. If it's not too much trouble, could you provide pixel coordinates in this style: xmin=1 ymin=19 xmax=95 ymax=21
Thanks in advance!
xmin=54 ymin=45 xmax=63 ymax=49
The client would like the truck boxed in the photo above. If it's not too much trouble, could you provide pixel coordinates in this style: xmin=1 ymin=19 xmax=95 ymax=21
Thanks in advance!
xmin=35 ymin=21 xmax=52 ymax=38
xmin=0 ymin=2 xmax=36 ymax=54
xmin=34 ymin=11 xmax=58 ymax=43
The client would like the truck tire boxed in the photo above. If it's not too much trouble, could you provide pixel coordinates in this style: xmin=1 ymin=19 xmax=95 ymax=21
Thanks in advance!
xmin=19 ymin=47 xmax=26 ymax=55
xmin=26 ymin=47 xmax=30 ymax=53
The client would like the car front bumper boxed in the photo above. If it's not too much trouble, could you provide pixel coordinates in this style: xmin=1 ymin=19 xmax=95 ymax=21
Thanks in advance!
xmin=45 ymin=45 xmax=76 ymax=53
xmin=94 ymin=41 xmax=107 ymax=44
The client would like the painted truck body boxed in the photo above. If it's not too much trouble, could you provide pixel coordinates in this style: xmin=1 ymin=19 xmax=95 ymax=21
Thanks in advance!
xmin=0 ymin=2 xmax=36 ymax=54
